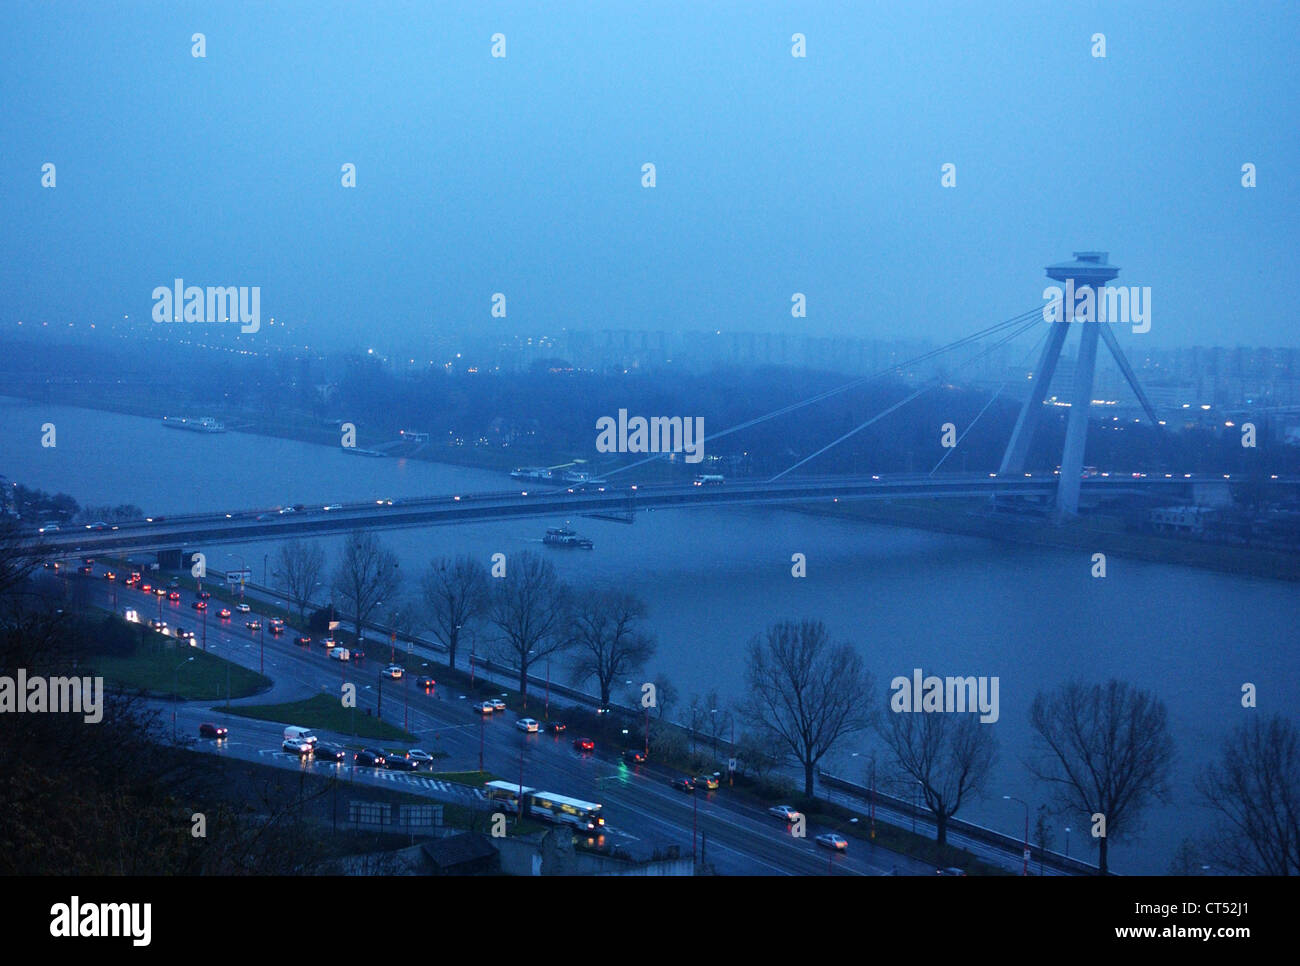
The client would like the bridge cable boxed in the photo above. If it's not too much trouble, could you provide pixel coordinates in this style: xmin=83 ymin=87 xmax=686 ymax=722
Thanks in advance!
xmin=770 ymin=313 xmax=1043 ymax=481
xmin=601 ymin=304 xmax=1048 ymax=478
xmin=927 ymin=321 xmax=1054 ymax=477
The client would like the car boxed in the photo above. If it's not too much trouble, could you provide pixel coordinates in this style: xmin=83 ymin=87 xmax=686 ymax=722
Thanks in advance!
xmin=354 ymin=748 xmax=386 ymax=767
xmin=37 ymin=523 xmax=60 ymax=534
xmin=191 ymin=600 xmax=207 ymax=610
xmin=936 ymin=867 xmax=968 ymax=876
xmin=218 ymin=608 xmax=232 ymax=619
xmin=489 ymin=698 xmax=506 ymax=712
xmin=350 ymin=648 xmax=365 ymax=662
xmin=671 ymin=777 xmax=696 ymax=793
xmin=269 ymin=623 xmax=284 ymax=635
xmin=323 ymin=504 xmax=342 ymax=511
xmin=140 ymin=583 xmax=152 ymax=593
xmin=78 ymin=565 xmax=93 ymax=575
xmin=198 ymin=723 xmax=227 ymax=739
xmin=406 ymin=749 xmax=435 ymax=767
xmin=167 ymin=591 xmax=181 ymax=601
xmin=269 ymin=618 xmax=284 ymax=628
xmin=549 ymin=721 xmax=567 ymax=733
xmin=169 ymin=578 xmax=179 ymax=588
xmin=278 ymin=506 xmax=295 ymax=515
xmin=385 ymin=756 xmax=419 ymax=771
xmin=327 ymin=647 xmax=350 ymax=661
xmin=177 ymin=628 xmax=195 ymax=642
xmin=573 ymin=737 xmax=595 ymax=753
xmin=694 ymin=773 xmax=720 ymax=790
xmin=148 ymin=619 xmax=168 ymax=632
xmin=234 ymin=603 xmax=250 ymax=614
xmin=313 ymin=742 xmax=347 ymax=763
xmin=622 ymin=749 xmax=647 ymax=764
xmin=516 ymin=718 xmax=540 ymax=733
xmin=282 ymin=737 xmax=313 ymax=756
xmin=816 ymin=833 xmax=848 ymax=852
xmin=245 ymin=619 xmax=261 ymax=631
xmin=416 ymin=675 xmax=436 ymax=690
xmin=86 ymin=521 xmax=108 ymax=531
xmin=295 ymin=635 xmax=312 ymax=647
xmin=475 ymin=700 xmax=495 ymax=714
xmin=768 ymin=805 xmax=802 ymax=823
xmin=383 ymin=664 xmax=403 ymax=679
xmin=103 ymin=571 xmax=116 ymax=580
xmin=153 ymin=587 xmax=167 ymax=597
xmin=197 ymin=590 xmax=211 ymax=600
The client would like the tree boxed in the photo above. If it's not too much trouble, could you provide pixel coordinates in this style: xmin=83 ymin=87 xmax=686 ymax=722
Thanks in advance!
xmin=568 ymin=588 xmax=656 ymax=710
xmin=330 ymin=531 xmax=400 ymax=642
xmin=1027 ymin=680 xmax=1175 ymax=875
xmin=274 ymin=539 xmax=326 ymax=623
xmin=486 ymin=551 xmax=571 ymax=705
xmin=1195 ymin=715 xmax=1300 ymax=876
xmin=420 ymin=555 xmax=487 ymax=671
xmin=878 ymin=706 xmax=996 ymax=847
xmin=739 ymin=619 xmax=873 ymax=797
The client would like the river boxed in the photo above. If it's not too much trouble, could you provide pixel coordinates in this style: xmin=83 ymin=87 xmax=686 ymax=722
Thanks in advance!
xmin=3 ymin=394 xmax=1296 ymax=874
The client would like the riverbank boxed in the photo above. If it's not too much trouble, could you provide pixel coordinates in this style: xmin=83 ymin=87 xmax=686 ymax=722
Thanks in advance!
xmin=804 ymin=498 xmax=1300 ymax=582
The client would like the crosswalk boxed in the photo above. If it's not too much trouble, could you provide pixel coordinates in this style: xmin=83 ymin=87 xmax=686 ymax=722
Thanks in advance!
xmin=252 ymin=747 xmax=483 ymax=798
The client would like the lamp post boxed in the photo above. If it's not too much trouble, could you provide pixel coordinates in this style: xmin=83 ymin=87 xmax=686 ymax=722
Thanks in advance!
xmin=1004 ymin=795 xmax=1030 ymax=876
xmin=1064 ymin=826 xmax=1071 ymax=860
xmin=172 ymin=656 xmax=194 ymax=740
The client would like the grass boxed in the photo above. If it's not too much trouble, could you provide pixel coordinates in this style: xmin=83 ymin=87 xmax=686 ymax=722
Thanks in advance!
xmin=217 ymin=693 xmax=417 ymax=741
xmin=91 ymin=637 xmax=271 ymax=701
xmin=432 ymin=770 xmax=494 ymax=787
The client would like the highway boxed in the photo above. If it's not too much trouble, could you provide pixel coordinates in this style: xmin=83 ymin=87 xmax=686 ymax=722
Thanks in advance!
xmin=72 ymin=565 xmax=932 ymax=876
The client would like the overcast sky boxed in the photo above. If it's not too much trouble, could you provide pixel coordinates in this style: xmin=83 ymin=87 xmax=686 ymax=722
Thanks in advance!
xmin=3 ymin=1 xmax=1297 ymax=351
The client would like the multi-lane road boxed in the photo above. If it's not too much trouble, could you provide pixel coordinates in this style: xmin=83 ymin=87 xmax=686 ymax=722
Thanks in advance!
xmin=71 ymin=563 xmax=930 ymax=876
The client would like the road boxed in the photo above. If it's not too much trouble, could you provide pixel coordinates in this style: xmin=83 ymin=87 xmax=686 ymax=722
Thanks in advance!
xmin=71 ymin=564 xmax=931 ymax=876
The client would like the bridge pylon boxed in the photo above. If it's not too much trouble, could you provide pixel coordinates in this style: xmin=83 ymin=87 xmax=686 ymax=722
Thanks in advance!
xmin=998 ymin=252 xmax=1160 ymax=517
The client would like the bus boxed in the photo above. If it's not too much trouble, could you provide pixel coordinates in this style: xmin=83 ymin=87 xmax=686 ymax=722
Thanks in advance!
xmin=526 ymin=791 xmax=605 ymax=832
xmin=484 ymin=780 xmax=536 ymax=815
xmin=693 ymin=474 xmax=725 ymax=486
xmin=481 ymin=782 xmax=605 ymax=831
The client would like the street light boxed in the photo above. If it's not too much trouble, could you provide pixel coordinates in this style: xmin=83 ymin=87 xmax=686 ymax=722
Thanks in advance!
xmin=1003 ymin=795 xmax=1030 ymax=876
xmin=1064 ymin=825 xmax=1071 ymax=860
xmin=172 ymin=656 xmax=194 ymax=740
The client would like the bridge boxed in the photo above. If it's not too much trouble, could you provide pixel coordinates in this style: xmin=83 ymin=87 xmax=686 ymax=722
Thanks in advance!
xmin=30 ymin=252 xmax=1296 ymax=556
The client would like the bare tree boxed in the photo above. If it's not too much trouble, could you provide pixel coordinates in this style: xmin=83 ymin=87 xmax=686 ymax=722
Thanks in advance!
xmin=1195 ymin=715 xmax=1300 ymax=876
xmin=703 ymin=690 xmax=733 ymax=760
xmin=568 ymin=588 xmax=656 ymax=710
xmin=331 ymin=531 xmax=401 ymax=642
xmin=878 ymin=706 xmax=996 ymax=847
xmin=1027 ymin=680 xmax=1175 ymax=875
xmin=686 ymin=694 xmax=708 ymax=755
xmin=274 ymin=538 xmax=326 ymax=623
xmin=420 ymin=554 xmax=488 ymax=671
xmin=739 ymin=619 xmax=874 ymax=797
xmin=486 ymin=551 xmax=572 ymax=705
xmin=650 ymin=673 xmax=677 ymax=722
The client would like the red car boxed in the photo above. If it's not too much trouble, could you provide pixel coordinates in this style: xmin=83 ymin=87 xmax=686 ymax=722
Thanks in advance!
xmin=140 ymin=583 xmax=152 ymax=594
xmin=573 ymin=737 xmax=595 ymax=753
xmin=218 ymin=608 xmax=232 ymax=620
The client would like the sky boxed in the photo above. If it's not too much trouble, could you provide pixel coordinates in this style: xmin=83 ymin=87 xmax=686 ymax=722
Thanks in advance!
xmin=2 ymin=1 xmax=1297 ymax=352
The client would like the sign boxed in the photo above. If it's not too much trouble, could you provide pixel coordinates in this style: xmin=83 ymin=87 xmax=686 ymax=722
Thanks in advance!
xmin=226 ymin=568 xmax=251 ymax=584
xmin=727 ymin=757 xmax=737 ymax=772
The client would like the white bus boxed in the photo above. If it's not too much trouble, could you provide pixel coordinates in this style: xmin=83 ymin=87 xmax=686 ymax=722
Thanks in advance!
xmin=484 ymin=780 xmax=536 ymax=815
xmin=526 ymin=791 xmax=605 ymax=832
xmin=693 ymin=474 xmax=725 ymax=486
xmin=482 ymin=782 xmax=605 ymax=831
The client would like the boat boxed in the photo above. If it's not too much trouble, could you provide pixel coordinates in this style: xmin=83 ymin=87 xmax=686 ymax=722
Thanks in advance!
xmin=511 ymin=467 xmax=555 ymax=483
xmin=543 ymin=526 xmax=593 ymax=549
xmin=161 ymin=416 xmax=225 ymax=433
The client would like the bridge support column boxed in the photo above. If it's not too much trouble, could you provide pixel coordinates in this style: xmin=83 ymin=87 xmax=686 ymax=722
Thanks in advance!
xmin=999 ymin=318 xmax=1071 ymax=475
xmin=1056 ymin=318 xmax=1100 ymax=518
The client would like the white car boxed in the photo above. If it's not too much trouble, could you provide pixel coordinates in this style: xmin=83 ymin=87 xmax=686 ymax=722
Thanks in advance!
xmin=328 ymin=647 xmax=351 ymax=661
xmin=768 ymin=805 xmax=802 ymax=823
xmin=815 ymin=832 xmax=848 ymax=851
xmin=406 ymin=749 xmax=434 ymax=767
xmin=474 ymin=700 xmax=495 ymax=714
xmin=235 ymin=603 xmax=251 ymax=614
xmin=323 ymin=504 xmax=342 ymax=511
xmin=489 ymin=698 xmax=506 ymax=712
xmin=383 ymin=664 xmax=404 ymax=679
xmin=282 ymin=737 xmax=313 ymax=756
xmin=516 ymin=718 xmax=540 ymax=733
